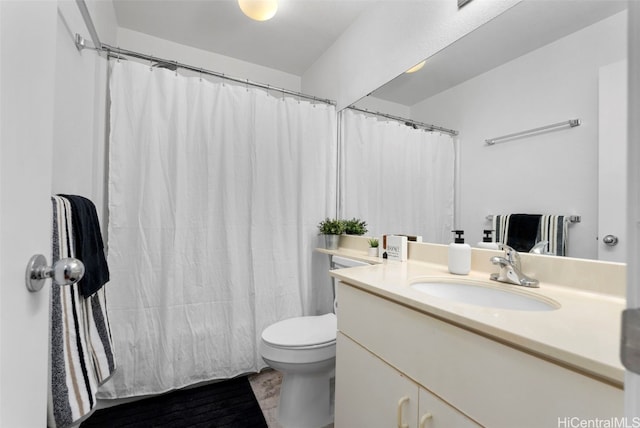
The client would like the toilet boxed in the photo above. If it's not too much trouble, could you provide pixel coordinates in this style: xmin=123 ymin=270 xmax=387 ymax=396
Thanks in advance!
xmin=259 ymin=255 xmax=370 ymax=428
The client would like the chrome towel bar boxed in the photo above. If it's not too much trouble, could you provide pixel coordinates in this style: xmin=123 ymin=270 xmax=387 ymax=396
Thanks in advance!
xmin=485 ymin=119 xmax=581 ymax=146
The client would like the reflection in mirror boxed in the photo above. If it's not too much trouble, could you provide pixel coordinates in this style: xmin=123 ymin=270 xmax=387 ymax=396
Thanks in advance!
xmin=339 ymin=108 xmax=456 ymax=244
xmin=350 ymin=1 xmax=628 ymax=261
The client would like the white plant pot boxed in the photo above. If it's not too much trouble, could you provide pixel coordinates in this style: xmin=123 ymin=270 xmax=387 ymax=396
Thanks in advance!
xmin=324 ymin=234 xmax=340 ymax=250
xmin=368 ymin=247 xmax=378 ymax=257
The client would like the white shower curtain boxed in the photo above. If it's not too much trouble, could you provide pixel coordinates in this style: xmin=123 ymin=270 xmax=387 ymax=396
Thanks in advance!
xmin=341 ymin=109 xmax=454 ymax=243
xmin=100 ymin=61 xmax=337 ymax=398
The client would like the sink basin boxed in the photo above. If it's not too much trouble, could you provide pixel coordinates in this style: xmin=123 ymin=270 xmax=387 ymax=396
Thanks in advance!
xmin=410 ymin=279 xmax=559 ymax=311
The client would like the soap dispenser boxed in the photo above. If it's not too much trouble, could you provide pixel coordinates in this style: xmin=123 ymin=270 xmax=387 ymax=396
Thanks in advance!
xmin=477 ymin=229 xmax=499 ymax=250
xmin=448 ymin=230 xmax=471 ymax=275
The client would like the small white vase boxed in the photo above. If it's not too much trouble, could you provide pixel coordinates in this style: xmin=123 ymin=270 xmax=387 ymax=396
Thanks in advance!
xmin=367 ymin=247 xmax=378 ymax=257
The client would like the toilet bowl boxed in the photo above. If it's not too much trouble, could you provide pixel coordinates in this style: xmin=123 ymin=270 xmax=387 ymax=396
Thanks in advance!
xmin=260 ymin=313 xmax=337 ymax=428
xmin=260 ymin=255 xmax=369 ymax=428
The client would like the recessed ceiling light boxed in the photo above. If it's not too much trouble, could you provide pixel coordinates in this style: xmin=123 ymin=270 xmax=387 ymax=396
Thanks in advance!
xmin=405 ymin=60 xmax=426 ymax=74
xmin=238 ymin=0 xmax=278 ymax=21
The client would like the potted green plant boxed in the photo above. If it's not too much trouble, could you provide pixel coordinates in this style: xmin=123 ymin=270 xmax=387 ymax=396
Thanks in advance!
xmin=343 ymin=218 xmax=368 ymax=235
xmin=318 ymin=218 xmax=345 ymax=250
xmin=367 ymin=238 xmax=379 ymax=257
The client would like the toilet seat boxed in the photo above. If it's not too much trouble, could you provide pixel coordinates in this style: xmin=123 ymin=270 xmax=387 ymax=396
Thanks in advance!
xmin=262 ymin=313 xmax=337 ymax=348
xmin=260 ymin=313 xmax=337 ymax=365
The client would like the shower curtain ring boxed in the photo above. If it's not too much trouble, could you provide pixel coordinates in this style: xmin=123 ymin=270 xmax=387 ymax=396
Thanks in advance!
xmin=246 ymin=79 xmax=249 ymax=92
xmin=199 ymin=68 xmax=203 ymax=82
xmin=117 ymin=46 xmax=121 ymax=62
xmin=267 ymin=84 xmax=270 ymax=97
xmin=149 ymin=56 xmax=154 ymax=71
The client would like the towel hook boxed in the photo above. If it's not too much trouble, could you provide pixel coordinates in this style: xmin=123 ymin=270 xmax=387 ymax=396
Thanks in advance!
xmin=25 ymin=254 xmax=85 ymax=292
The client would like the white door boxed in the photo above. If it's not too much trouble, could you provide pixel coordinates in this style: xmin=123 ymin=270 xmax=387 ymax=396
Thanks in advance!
xmin=624 ymin=2 xmax=640 ymax=418
xmin=598 ymin=60 xmax=627 ymax=263
xmin=0 ymin=1 xmax=58 ymax=426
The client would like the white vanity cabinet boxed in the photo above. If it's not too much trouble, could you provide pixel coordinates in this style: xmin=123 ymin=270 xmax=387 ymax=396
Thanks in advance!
xmin=335 ymin=332 xmax=479 ymax=428
xmin=334 ymin=282 xmax=623 ymax=428
xmin=418 ymin=385 xmax=481 ymax=428
xmin=335 ymin=333 xmax=419 ymax=427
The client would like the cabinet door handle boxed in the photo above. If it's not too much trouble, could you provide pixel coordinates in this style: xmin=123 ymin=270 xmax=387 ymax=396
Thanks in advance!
xmin=419 ymin=412 xmax=433 ymax=428
xmin=397 ymin=396 xmax=410 ymax=428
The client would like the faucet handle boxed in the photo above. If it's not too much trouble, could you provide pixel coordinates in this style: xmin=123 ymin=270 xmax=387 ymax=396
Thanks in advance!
xmin=529 ymin=240 xmax=550 ymax=254
xmin=497 ymin=243 xmax=521 ymax=269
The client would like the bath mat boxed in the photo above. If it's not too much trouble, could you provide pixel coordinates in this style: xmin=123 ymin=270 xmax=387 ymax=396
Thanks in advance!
xmin=80 ymin=376 xmax=268 ymax=428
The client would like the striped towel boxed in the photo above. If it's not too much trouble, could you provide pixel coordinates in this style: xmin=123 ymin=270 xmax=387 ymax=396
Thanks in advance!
xmin=493 ymin=214 xmax=568 ymax=256
xmin=48 ymin=196 xmax=116 ymax=428
xmin=539 ymin=215 xmax=568 ymax=256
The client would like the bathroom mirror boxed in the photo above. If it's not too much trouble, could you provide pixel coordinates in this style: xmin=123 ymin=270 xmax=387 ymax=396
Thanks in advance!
xmin=350 ymin=1 xmax=629 ymax=262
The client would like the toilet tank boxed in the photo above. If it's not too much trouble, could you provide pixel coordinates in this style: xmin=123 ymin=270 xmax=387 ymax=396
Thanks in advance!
xmin=331 ymin=255 xmax=371 ymax=270
xmin=329 ymin=256 xmax=371 ymax=314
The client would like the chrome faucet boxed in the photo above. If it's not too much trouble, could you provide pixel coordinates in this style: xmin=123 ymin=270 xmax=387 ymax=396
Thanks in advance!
xmin=490 ymin=244 xmax=540 ymax=288
xmin=529 ymin=240 xmax=552 ymax=255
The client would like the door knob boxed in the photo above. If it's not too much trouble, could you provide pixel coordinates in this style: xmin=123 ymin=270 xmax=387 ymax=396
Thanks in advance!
xmin=602 ymin=235 xmax=619 ymax=247
xmin=25 ymin=254 xmax=85 ymax=292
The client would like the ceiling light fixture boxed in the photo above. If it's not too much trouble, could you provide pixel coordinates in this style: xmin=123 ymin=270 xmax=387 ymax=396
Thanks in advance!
xmin=238 ymin=0 xmax=278 ymax=21
xmin=405 ymin=60 xmax=426 ymax=74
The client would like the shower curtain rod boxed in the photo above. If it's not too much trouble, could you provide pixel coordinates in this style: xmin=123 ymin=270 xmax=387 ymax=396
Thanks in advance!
xmin=74 ymin=0 xmax=450 ymax=121
xmin=98 ymin=43 xmax=336 ymax=106
xmin=79 ymin=37 xmax=457 ymax=135
xmin=347 ymin=106 xmax=459 ymax=136
xmin=72 ymin=1 xmax=335 ymax=107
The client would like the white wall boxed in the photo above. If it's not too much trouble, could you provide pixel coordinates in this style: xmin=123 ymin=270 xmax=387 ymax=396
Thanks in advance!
xmin=303 ymin=0 xmax=521 ymax=110
xmin=411 ymin=11 xmax=627 ymax=260
xmin=86 ymin=0 xmax=118 ymax=46
xmin=117 ymin=28 xmax=301 ymax=93
xmin=351 ymin=96 xmax=410 ymax=119
xmin=52 ymin=0 xmax=117 ymax=229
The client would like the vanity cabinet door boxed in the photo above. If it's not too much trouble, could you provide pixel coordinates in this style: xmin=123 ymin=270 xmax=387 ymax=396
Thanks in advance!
xmin=335 ymin=332 xmax=419 ymax=428
xmin=418 ymin=387 xmax=481 ymax=428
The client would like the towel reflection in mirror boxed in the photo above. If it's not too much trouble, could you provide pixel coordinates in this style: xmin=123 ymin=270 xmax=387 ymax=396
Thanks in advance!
xmin=493 ymin=214 xmax=568 ymax=256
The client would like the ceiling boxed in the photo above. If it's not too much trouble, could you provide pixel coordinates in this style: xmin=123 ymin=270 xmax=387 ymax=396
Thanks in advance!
xmin=112 ymin=0 xmax=627 ymax=107
xmin=112 ymin=0 xmax=370 ymax=76
xmin=371 ymin=0 xmax=628 ymax=106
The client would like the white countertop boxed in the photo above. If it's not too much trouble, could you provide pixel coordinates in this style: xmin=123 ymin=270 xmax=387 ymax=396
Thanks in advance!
xmin=323 ymin=249 xmax=625 ymax=386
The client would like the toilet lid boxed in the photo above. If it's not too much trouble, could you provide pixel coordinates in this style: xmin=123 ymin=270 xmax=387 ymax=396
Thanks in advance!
xmin=262 ymin=313 xmax=337 ymax=348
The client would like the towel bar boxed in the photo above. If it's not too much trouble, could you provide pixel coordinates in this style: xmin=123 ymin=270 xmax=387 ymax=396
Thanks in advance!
xmin=485 ymin=214 xmax=581 ymax=223
xmin=485 ymin=119 xmax=581 ymax=145
xmin=25 ymin=254 xmax=85 ymax=292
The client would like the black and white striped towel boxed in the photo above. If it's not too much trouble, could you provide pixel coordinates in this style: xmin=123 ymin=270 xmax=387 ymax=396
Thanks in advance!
xmin=48 ymin=196 xmax=116 ymax=428
xmin=539 ymin=214 xmax=568 ymax=256
xmin=493 ymin=213 xmax=568 ymax=256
